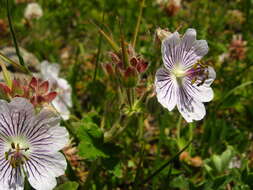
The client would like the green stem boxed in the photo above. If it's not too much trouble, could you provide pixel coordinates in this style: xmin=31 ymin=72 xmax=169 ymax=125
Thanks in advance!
xmin=93 ymin=13 xmax=104 ymax=81
xmin=141 ymin=140 xmax=193 ymax=185
xmin=132 ymin=0 xmax=145 ymax=49
xmin=0 ymin=52 xmax=27 ymax=72
xmin=176 ymin=115 xmax=182 ymax=141
xmin=126 ymin=89 xmax=132 ymax=108
xmin=6 ymin=0 xmax=30 ymax=75
xmin=133 ymin=142 xmax=145 ymax=189
xmin=189 ymin=122 xmax=195 ymax=154
xmin=119 ymin=19 xmax=129 ymax=68
xmin=138 ymin=114 xmax=144 ymax=140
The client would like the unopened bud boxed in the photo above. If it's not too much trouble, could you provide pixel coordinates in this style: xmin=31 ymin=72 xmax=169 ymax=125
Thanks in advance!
xmin=156 ymin=28 xmax=172 ymax=42
xmin=103 ymin=63 xmax=114 ymax=76
xmin=122 ymin=67 xmax=139 ymax=88
xmin=136 ymin=60 xmax=148 ymax=73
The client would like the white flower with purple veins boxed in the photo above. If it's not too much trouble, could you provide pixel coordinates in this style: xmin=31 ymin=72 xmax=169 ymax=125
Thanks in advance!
xmin=41 ymin=61 xmax=72 ymax=120
xmin=155 ymin=29 xmax=216 ymax=122
xmin=0 ymin=97 xmax=68 ymax=190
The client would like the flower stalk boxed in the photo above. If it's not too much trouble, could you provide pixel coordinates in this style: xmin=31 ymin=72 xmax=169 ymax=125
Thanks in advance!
xmin=132 ymin=0 xmax=146 ymax=49
xmin=6 ymin=0 xmax=31 ymax=75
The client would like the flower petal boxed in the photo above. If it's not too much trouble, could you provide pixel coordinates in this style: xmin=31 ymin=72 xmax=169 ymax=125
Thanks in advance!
xmin=25 ymin=152 xmax=67 ymax=190
xmin=162 ymin=32 xmax=180 ymax=70
xmin=155 ymin=67 xmax=177 ymax=111
xmin=205 ymin=66 xmax=216 ymax=86
xmin=9 ymin=97 xmax=34 ymax=117
xmin=177 ymin=98 xmax=206 ymax=122
xmin=41 ymin=61 xmax=60 ymax=82
xmin=0 ymin=157 xmax=24 ymax=190
xmin=183 ymin=77 xmax=214 ymax=103
xmin=181 ymin=28 xmax=197 ymax=52
xmin=192 ymin=40 xmax=209 ymax=57
xmin=181 ymin=39 xmax=209 ymax=69
xmin=27 ymin=111 xmax=68 ymax=152
xmin=176 ymin=86 xmax=206 ymax=122
xmin=52 ymin=99 xmax=71 ymax=120
xmin=0 ymin=98 xmax=34 ymax=137
xmin=48 ymin=126 xmax=69 ymax=151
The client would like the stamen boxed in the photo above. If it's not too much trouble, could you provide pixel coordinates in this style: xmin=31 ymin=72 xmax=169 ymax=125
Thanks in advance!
xmin=5 ymin=142 xmax=30 ymax=168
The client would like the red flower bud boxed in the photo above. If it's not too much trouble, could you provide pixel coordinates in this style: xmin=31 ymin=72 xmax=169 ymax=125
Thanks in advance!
xmin=136 ymin=60 xmax=148 ymax=73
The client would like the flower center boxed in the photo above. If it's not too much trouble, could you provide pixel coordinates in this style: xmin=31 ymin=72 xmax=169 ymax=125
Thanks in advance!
xmin=5 ymin=141 xmax=30 ymax=168
xmin=172 ymin=65 xmax=186 ymax=78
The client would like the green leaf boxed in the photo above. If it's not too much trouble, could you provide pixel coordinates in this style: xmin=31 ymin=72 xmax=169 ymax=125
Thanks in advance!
xmin=170 ymin=175 xmax=189 ymax=189
xmin=220 ymin=148 xmax=233 ymax=171
xmin=212 ymin=175 xmax=233 ymax=189
xmin=212 ymin=155 xmax=222 ymax=173
xmin=77 ymin=116 xmax=108 ymax=160
xmin=54 ymin=181 xmax=79 ymax=190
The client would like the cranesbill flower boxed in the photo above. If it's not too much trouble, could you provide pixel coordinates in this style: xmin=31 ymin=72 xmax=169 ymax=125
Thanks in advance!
xmin=155 ymin=28 xmax=216 ymax=122
xmin=41 ymin=61 xmax=72 ymax=120
xmin=0 ymin=97 xmax=68 ymax=190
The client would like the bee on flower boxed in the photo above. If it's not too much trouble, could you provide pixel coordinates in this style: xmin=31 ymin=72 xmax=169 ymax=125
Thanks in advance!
xmin=155 ymin=28 xmax=216 ymax=122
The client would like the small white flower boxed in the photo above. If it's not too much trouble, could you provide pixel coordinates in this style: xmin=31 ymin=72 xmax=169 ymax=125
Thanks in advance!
xmin=24 ymin=3 xmax=43 ymax=20
xmin=155 ymin=28 xmax=216 ymax=122
xmin=41 ymin=61 xmax=72 ymax=120
xmin=0 ymin=97 xmax=68 ymax=190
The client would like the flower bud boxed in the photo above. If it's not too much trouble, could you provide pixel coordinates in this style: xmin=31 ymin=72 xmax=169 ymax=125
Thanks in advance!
xmin=103 ymin=63 xmax=114 ymax=76
xmin=155 ymin=28 xmax=172 ymax=42
xmin=136 ymin=59 xmax=148 ymax=73
xmin=122 ymin=67 xmax=139 ymax=88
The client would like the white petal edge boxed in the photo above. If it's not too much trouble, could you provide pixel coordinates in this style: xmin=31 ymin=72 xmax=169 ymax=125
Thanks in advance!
xmin=192 ymin=40 xmax=209 ymax=57
xmin=177 ymin=99 xmax=206 ymax=122
xmin=52 ymin=99 xmax=70 ymax=120
xmin=181 ymin=28 xmax=197 ymax=52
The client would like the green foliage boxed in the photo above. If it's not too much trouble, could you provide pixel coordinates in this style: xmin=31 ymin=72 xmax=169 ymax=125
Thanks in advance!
xmin=75 ymin=116 xmax=109 ymax=161
xmin=54 ymin=181 xmax=79 ymax=190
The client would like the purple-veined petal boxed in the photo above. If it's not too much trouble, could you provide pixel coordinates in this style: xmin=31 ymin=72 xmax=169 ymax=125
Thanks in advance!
xmin=0 ymin=98 xmax=34 ymax=137
xmin=176 ymin=86 xmax=206 ymax=122
xmin=47 ymin=126 xmax=69 ymax=152
xmin=162 ymin=32 xmax=180 ymax=70
xmin=0 ymin=156 xmax=24 ymax=190
xmin=181 ymin=28 xmax=197 ymax=52
xmin=181 ymin=40 xmax=209 ymax=69
xmin=25 ymin=152 xmax=66 ymax=190
xmin=0 ymin=98 xmax=69 ymax=189
xmin=155 ymin=67 xmax=177 ymax=111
